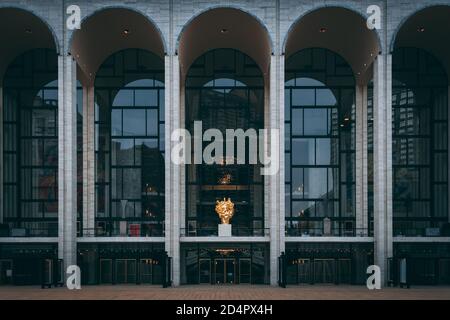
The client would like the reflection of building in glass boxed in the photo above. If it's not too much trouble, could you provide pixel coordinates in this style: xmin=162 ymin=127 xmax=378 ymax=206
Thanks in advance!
xmin=285 ymin=48 xmax=355 ymax=237
xmin=186 ymin=49 xmax=264 ymax=238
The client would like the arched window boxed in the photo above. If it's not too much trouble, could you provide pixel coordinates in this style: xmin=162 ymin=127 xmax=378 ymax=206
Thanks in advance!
xmin=185 ymin=49 xmax=265 ymax=236
xmin=392 ymin=48 xmax=448 ymax=236
xmin=3 ymin=49 xmax=58 ymax=237
xmin=94 ymin=49 xmax=165 ymax=237
xmin=285 ymin=48 xmax=356 ymax=236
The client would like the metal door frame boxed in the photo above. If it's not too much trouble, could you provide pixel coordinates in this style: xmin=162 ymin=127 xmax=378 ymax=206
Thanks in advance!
xmin=239 ymin=258 xmax=251 ymax=284
xmin=214 ymin=258 xmax=235 ymax=284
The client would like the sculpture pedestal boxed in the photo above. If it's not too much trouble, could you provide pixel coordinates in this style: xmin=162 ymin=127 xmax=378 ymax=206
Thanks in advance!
xmin=218 ymin=224 xmax=232 ymax=237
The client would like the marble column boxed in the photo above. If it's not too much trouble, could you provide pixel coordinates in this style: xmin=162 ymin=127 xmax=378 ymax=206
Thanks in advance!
xmin=82 ymin=86 xmax=95 ymax=236
xmin=58 ymin=54 xmax=78 ymax=271
xmin=165 ymin=54 xmax=181 ymax=286
xmin=356 ymin=85 xmax=369 ymax=236
xmin=269 ymin=54 xmax=284 ymax=285
xmin=373 ymin=54 xmax=393 ymax=286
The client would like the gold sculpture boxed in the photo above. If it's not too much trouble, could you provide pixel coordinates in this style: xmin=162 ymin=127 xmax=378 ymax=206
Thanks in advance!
xmin=215 ymin=198 xmax=235 ymax=224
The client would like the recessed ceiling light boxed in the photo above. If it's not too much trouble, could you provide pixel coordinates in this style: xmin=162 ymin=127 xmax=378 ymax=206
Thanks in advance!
xmin=319 ymin=27 xmax=327 ymax=33
xmin=123 ymin=29 xmax=130 ymax=35
xmin=417 ymin=26 xmax=425 ymax=33
xmin=220 ymin=28 xmax=229 ymax=34
xmin=25 ymin=28 xmax=32 ymax=34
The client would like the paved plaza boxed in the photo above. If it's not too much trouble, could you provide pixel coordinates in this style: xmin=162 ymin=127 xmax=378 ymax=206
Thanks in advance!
xmin=0 ymin=285 xmax=449 ymax=300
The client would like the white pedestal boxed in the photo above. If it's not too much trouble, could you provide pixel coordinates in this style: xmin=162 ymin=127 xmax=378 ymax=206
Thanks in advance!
xmin=218 ymin=224 xmax=232 ymax=237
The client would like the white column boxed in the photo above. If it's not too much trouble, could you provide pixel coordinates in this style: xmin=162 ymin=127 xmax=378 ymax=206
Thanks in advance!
xmin=269 ymin=54 xmax=284 ymax=285
xmin=386 ymin=57 xmax=393 ymax=261
xmin=165 ymin=54 xmax=181 ymax=286
xmin=278 ymin=55 xmax=286 ymax=268
xmin=0 ymin=86 xmax=3 ymax=224
xmin=356 ymin=85 xmax=369 ymax=236
xmin=58 ymin=55 xmax=77 ymax=271
xmin=180 ymin=80 xmax=186 ymax=233
xmin=373 ymin=54 xmax=393 ymax=286
xmin=264 ymin=80 xmax=270 ymax=235
xmin=82 ymin=86 xmax=95 ymax=236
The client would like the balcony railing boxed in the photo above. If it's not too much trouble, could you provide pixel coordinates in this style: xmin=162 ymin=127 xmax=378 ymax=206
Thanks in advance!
xmin=180 ymin=227 xmax=270 ymax=237
xmin=0 ymin=224 xmax=58 ymax=237
xmin=285 ymin=227 xmax=373 ymax=237
xmin=394 ymin=226 xmax=450 ymax=237
xmin=80 ymin=222 xmax=165 ymax=237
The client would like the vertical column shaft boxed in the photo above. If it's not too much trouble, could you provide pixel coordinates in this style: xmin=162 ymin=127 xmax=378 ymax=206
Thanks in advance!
xmin=356 ymin=85 xmax=369 ymax=236
xmin=83 ymin=86 xmax=95 ymax=236
xmin=269 ymin=54 xmax=284 ymax=285
xmin=165 ymin=54 xmax=181 ymax=286
xmin=58 ymin=55 xmax=77 ymax=271
xmin=373 ymin=54 xmax=393 ymax=285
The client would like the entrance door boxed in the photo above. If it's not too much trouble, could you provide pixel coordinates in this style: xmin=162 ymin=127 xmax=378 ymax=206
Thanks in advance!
xmin=314 ymin=259 xmax=335 ymax=284
xmin=100 ymin=259 xmax=112 ymax=284
xmin=239 ymin=259 xmax=251 ymax=284
xmin=140 ymin=259 xmax=153 ymax=284
xmin=0 ymin=260 xmax=13 ymax=285
xmin=199 ymin=259 xmax=211 ymax=284
xmin=215 ymin=259 xmax=235 ymax=284
xmin=297 ymin=259 xmax=311 ymax=284
xmin=411 ymin=258 xmax=436 ymax=285
xmin=337 ymin=259 xmax=352 ymax=284
xmin=116 ymin=259 xmax=137 ymax=284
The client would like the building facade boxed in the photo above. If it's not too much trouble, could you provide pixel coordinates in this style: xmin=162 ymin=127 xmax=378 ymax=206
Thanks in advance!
xmin=0 ymin=0 xmax=450 ymax=287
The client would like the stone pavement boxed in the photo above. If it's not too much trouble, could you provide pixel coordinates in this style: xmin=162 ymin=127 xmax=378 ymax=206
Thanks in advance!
xmin=0 ymin=285 xmax=449 ymax=300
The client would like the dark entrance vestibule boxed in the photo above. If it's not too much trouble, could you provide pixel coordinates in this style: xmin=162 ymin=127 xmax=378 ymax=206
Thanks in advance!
xmin=199 ymin=257 xmax=252 ymax=284
xmin=182 ymin=243 xmax=269 ymax=285
xmin=285 ymin=243 xmax=373 ymax=285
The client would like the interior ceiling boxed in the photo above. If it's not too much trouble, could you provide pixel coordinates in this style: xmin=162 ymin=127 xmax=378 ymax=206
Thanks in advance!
xmin=178 ymin=8 xmax=272 ymax=79
xmin=394 ymin=6 xmax=450 ymax=77
xmin=0 ymin=8 xmax=56 ymax=84
xmin=71 ymin=8 xmax=165 ymax=85
xmin=285 ymin=7 xmax=380 ymax=85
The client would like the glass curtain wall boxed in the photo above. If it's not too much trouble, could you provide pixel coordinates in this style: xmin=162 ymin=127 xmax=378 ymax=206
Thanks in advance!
xmin=392 ymin=47 xmax=448 ymax=236
xmin=94 ymin=49 xmax=165 ymax=237
xmin=185 ymin=49 xmax=265 ymax=236
xmin=285 ymin=48 xmax=356 ymax=236
xmin=2 ymin=49 xmax=58 ymax=237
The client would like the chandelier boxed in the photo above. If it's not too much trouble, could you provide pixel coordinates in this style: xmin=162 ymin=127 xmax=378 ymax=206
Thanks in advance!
xmin=218 ymin=173 xmax=232 ymax=185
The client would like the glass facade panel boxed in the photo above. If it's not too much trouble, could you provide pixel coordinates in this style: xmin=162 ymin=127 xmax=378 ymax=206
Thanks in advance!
xmin=285 ymin=48 xmax=356 ymax=237
xmin=392 ymin=48 xmax=448 ymax=236
xmin=185 ymin=49 xmax=264 ymax=236
xmin=94 ymin=49 xmax=165 ymax=237
xmin=2 ymin=49 xmax=58 ymax=236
